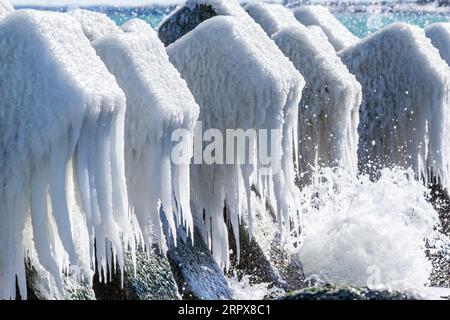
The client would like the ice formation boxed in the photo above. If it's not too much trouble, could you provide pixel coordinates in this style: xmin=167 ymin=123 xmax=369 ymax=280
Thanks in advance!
xmin=244 ymin=1 xmax=299 ymax=36
xmin=0 ymin=10 xmax=133 ymax=299
xmin=68 ymin=8 xmax=120 ymax=41
xmin=426 ymin=23 xmax=450 ymax=66
xmin=167 ymin=15 xmax=304 ymax=269
xmin=246 ymin=2 xmax=361 ymax=183
xmin=293 ymin=5 xmax=359 ymax=51
xmin=0 ymin=0 xmax=13 ymax=20
xmin=92 ymin=20 xmax=199 ymax=251
xmin=297 ymin=168 xmax=440 ymax=289
xmin=340 ymin=23 xmax=450 ymax=187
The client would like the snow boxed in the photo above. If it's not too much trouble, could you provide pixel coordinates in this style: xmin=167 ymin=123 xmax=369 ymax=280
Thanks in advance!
xmin=293 ymin=5 xmax=359 ymax=51
xmin=67 ymin=8 xmax=120 ymax=41
xmin=244 ymin=1 xmax=299 ymax=36
xmin=339 ymin=23 xmax=450 ymax=188
xmin=297 ymin=168 xmax=441 ymax=290
xmin=92 ymin=21 xmax=199 ymax=251
xmin=246 ymin=2 xmax=361 ymax=183
xmin=426 ymin=23 xmax=450 ymax=66
xmin=167 ymin=14 xmax=304 ymax=269
xmin=0 ymin=0 xmax=13 ymax=20
xmin=0 ymin=10 xmax=133 ymax=299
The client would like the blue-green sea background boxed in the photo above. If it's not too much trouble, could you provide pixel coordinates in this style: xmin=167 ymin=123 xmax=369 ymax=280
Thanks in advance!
xmin=16 ymin=4 xmax=450 ymax=38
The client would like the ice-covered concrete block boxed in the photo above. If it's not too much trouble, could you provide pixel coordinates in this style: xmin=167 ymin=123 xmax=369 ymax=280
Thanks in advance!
xmin=93 ymin=24 xmax=199 ymax=251
xmin=293 ymin=5 xmax=358 ymax=51
xmin=68 ymin=8 xmax=120 ymax=41
xmin=426 ymin=23 xmax=450 ymax=66
xmin=167 ymin=15 xmax=304 ymax=269
xmin=340 ymin=23 xmax=450 ymax=187
xmin=244 ymin=1 xmax=299 ymax=36
xmin=273 ymin=24 xmax=361 ymax=182
xmin=0 ymin=10 xmax=132 ymax=299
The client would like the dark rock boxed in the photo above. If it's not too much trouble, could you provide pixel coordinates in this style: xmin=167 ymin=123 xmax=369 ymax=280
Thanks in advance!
xmin=167 ymin=227 xmax=233 ymax=300
xmin=228 ymin=188 xmax=305 ymax=292
xmin=24 ymin=261 xmax=95 ymax=300
xmin=280 ymin=284 xmax=416 ymax=300
xmin=158 ymin=3 xmax=217 ymax=46
xmin=93 ymin=249 xmax=180 ymax=300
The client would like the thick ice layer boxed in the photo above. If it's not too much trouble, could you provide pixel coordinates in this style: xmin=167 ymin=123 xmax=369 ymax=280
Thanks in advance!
xmin=297 ymin=168 xmax=441 ymax=289
xmin=244 ymin=2 xmax=299 ymax=36
xmin=293 ymin=5 xmax=358 ymax=51
xmin=167 ymin=15 xmax=304 ymax=269
xmin=246 ymin=2 xmax=361 ymax=183
xmin=92 ymin=21 xmax=199 ymax=251
xmin=340 ymin=23 xmax=450 ymax=187
xmin=0 ymin=0 xmax=13 ymax=20
xmin=272 ymin=25 xmax=361 ymax=183
xmin=0 ymin=10 xmax=133 ymax=299
xmin=68 ymin=8 xmax=120 ymax=41
xmin=426 ymin=23 xmax=450 ymax=66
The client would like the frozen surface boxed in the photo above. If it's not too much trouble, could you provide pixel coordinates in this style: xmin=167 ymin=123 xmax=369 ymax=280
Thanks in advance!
xmin=0 ymin=0 xmax=13 ymax=20
xmin=92 ymin=22 xmax=199 ymax=251
xmin=293 ymin=5 xmax=359 ymax=51
xmin=167 ymin=15 xmax=304 ymax=269
xmin=246 ymin=2 xmax=360 ymax=182
xmin=273 ymin=24 xmax=361 ymax=183
xmin=121 ymin=18 xmax=154 ymax=33
xmin=340 ymin=23 xmax=450 ymax=187
xmin=244 ymin=1 xmax=299 ymax=36
xmin=297 ymin=168 xmax=442 ymax=289
xmin=0 ymin=10 xmax=132 ymax=299
xmin=426 ymin=23 xmax=450 ymax=66
xmin=68 ymin=8 xmax=120 ymax=41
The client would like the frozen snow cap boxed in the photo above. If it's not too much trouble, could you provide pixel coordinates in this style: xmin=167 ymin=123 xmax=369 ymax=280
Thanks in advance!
xmin=121 ymin=18 xmax=155 ymax=34
xmin=244 ymin=1 xmax=299 ymax=36
xmin=426 ymin=22 xmax=450 ymax=66
xmin=293 ymin=5 xmax=358 ymax=51
xmin=0 ymin=0 xmax=13 ymax=20
xmin=68 ymin=8 xmax=121 ymax=41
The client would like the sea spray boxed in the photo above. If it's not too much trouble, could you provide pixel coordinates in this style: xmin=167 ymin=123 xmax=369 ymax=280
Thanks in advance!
xmin=296 ymin=167 xmax=445 ymax=290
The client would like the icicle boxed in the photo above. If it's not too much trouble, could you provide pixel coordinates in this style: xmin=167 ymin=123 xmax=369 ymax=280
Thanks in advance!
xmin=166 ymin=4 xmax=304 ymax=268
xmin=92 ymin=22 xmax=199 ymax=253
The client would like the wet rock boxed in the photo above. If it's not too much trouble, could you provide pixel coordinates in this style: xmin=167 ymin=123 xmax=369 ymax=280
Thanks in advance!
xmin=280 ymin=284 xmax=416 ymax=300
xmin=158 ymin=3 xmax=217 ymax=46
xmin=93 ymin=249 xmax=180 ymax=300
xmin=24 ymin=261 xmax=95 ymax=300
xmin=167 ymin=227 xmax=233 ymax=300
xmin=228 ymin=188 xmax=305 ymax=292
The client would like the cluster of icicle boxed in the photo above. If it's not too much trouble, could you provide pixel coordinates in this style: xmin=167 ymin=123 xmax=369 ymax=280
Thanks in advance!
xmin=0 ymin=6 xmax=198 ymax=299
xmin=166 ymin=0 xmax=305 ymax=269
xmin=245 ymin=2 xmax=362 ymax=184
xmin=0 ymin=9 xmax=135 ymax=299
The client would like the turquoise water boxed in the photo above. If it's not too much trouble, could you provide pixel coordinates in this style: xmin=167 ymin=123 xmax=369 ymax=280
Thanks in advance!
xmin=335 ymin=11 xmax=449 ymax=37
xmin=17 ymin=5 xmax=450 ymax=37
